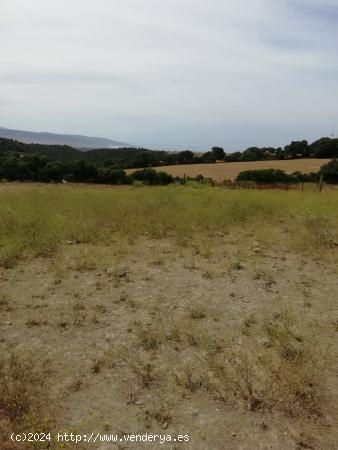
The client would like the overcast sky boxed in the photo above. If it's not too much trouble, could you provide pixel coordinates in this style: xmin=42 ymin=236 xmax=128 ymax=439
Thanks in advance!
xmin=1 ymin=0 xmax=338 ymax=150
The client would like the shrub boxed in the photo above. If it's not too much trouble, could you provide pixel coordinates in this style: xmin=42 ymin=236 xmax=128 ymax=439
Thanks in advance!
xmin=130 ymin=168 xmax=173 ymax=185
xmin=236 ymin=169 xmax=291 ymax=184
xmin=0 ymin=352 xmax=56 ymax=449
xmin=97 ymin=167 xmax=129 ymax=184
xmin=319 ymin=159 xmax=338 ymax=184
xmin=236 ymin=169 xmax=320 ymax=184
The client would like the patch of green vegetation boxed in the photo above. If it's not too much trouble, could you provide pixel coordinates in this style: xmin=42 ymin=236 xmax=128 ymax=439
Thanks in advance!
xmin=0 ymin=185 xmax=337 ymax=267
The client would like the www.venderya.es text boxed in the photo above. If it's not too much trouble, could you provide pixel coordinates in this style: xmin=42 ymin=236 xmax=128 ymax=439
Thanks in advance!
xmin=10 ymin=432 xmax=190 ymax=445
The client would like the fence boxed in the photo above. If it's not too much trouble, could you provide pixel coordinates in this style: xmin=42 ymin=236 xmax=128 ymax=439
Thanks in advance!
xmin=222 ymin=181 xmax=301 ymax=191
xmin=220 ymin=181 xmax=333 ymax=192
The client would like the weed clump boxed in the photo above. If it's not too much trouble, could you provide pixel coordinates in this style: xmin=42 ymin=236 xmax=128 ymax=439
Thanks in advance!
xmin=0 ymin=352 xmax=56 ymax=449
xmin=201 ymin=310 xmax=328 ymax=417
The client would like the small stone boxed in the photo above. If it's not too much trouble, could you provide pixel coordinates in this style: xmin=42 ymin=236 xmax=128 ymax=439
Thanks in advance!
xmin=106 ymin=268 xmax=113 ymax=275
xmin=116 ymin=267 xmax=128 ymax=278
xmin=232 ymin=432 xmax=236 ymax=437
xmin=262 ymin=339 xmax=273 ymax=348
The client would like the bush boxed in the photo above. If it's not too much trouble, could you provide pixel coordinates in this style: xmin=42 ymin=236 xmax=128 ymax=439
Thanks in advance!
xmin=319 ymin=159 xmax=338 ymax=184
xmin=68 ymin=159 xmax=98 ymax=182
xmin=97 ymin=167 xmax=129 ymax=184
xmin=236 ymin=169 xmax=291 ymax=184
xmin=289 ymin=171 xmax=319 ymax=183
xmin=42 ymin=161 xmax=65 ymax=182
xmin=236 ymin=169 xmax=320 ymax=184
xmin=130 ymin=168 xmax=173 ymax=185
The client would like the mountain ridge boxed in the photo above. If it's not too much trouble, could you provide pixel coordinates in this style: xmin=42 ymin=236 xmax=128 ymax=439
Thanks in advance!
xmin=0 ymin=126 xmax=129 ymax=149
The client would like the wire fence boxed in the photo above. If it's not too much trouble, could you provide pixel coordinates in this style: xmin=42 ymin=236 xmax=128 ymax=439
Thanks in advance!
xmin=220 ymin=181 xmax=336 ymax=192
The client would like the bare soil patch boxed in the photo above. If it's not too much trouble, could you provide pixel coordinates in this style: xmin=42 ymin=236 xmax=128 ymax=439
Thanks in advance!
xmin=1 ymin=233 xmax=338 ymax=449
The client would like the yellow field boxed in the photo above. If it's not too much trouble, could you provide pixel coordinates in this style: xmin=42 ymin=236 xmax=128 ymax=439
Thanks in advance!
xmin=128 ymin=159 xmax=330 ymax=182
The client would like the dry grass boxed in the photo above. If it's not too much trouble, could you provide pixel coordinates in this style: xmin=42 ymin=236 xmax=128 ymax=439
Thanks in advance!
xmin=1 ymin=183 xmax=337 ymax=449
xmin=127 ymin=159 xmax=331 ymax=182
xmin=111 ymin=303 xmax=329 ymax=422
xmin=0 ymin=351 xmax=56 ymax=450
xmin=0 ymin=183 xmax=337 ymax=268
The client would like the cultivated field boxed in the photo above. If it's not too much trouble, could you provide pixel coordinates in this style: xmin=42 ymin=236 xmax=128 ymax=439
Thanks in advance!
xmin=128 ymin=159 xmax=331 ymax=182
xmin=1 ymin=184 xmax=338 ymax=450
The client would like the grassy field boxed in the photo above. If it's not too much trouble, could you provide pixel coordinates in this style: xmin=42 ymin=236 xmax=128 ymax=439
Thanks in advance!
xmin=0 ymin=183 xmax=337 ymax=267
xmin=127 ymin=159 xmax=331 ymax=182
xmin=1 ymin=183 xmax=338 ymax=449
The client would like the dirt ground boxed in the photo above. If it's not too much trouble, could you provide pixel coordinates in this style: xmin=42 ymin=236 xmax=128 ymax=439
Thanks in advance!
xmin=1 ymin=233 xmax=338 ymax=449
xmin=127 ymin=159 xmax=331 ymax=182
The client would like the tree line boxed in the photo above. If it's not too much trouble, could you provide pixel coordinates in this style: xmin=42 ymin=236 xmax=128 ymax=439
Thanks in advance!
xmin=235 ymin=160 xmax=338 ymax=184
xmin=1 ymin=136 xmax=338 ymax=171
xmin=0 ymin=148 xmax=337 ymax=185
xmin=0 ymin=152 xmax=177 ymax=185
xmin=223 ymin=137 xmax=338 ymax=162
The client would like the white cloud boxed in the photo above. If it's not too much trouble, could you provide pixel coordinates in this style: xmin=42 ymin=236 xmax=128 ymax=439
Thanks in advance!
xmin=0 ymin=0 xmax=337 ymax=149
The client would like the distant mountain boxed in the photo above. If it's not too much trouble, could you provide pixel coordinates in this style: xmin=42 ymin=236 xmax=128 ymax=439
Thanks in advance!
xmin=0 ymin=136 xmax=175 ymax=168
xmin=0 ymin=127 xmax=129 ymax=149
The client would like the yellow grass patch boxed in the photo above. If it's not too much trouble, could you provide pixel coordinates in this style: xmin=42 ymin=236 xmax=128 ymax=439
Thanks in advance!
xmin=127 ymin=159 xmax=331 ymax=182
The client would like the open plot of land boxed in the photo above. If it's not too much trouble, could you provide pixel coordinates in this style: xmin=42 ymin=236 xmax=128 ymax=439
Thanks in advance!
xmin=1 ymin=185 xmax=338 ymax=450
xmin=128 ymin=159 xmax=331 ymax=182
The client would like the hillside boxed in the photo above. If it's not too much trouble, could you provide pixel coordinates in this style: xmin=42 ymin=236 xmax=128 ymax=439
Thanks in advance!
xmin=0 ymin=126 xmax=129 ymax=149
xmin=0 ymin=138 xmax=82 ymax=160
xmin=135 ymin=159 xmax=331 ymax=182
xmin=0 ymin=137 xmax=166 ymax=165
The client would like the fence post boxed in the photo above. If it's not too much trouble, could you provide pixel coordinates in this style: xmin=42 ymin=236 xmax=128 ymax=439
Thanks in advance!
xmin=318 ymin=175 xmax=324 ymax=193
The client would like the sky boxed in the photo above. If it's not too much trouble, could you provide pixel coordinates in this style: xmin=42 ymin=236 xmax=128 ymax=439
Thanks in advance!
xmin=1 ymin=0 xmax=338 ymax=151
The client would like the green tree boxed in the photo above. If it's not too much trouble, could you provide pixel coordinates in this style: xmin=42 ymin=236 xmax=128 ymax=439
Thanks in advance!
xmin=240 ymin=147 xmax=269 ymax=161
xmin=284 ymin=140 xmax=309 ymax=159
xmin=211 ymin=147 xmax=225 ymax=160
xmin=310 ymin=138 xmax=338 ymax=159
xmin=319 ymin=159 xmax=338 ymax=183
xmin=69 ymin=159 xmax=98 ymax=182
xmin=177 ymin=151 xmax=195 ymax=164
xmin=42 ymin=161 xmax=65 ymax=182
xmin=225 ymin=152 xmax=241 ymax=162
